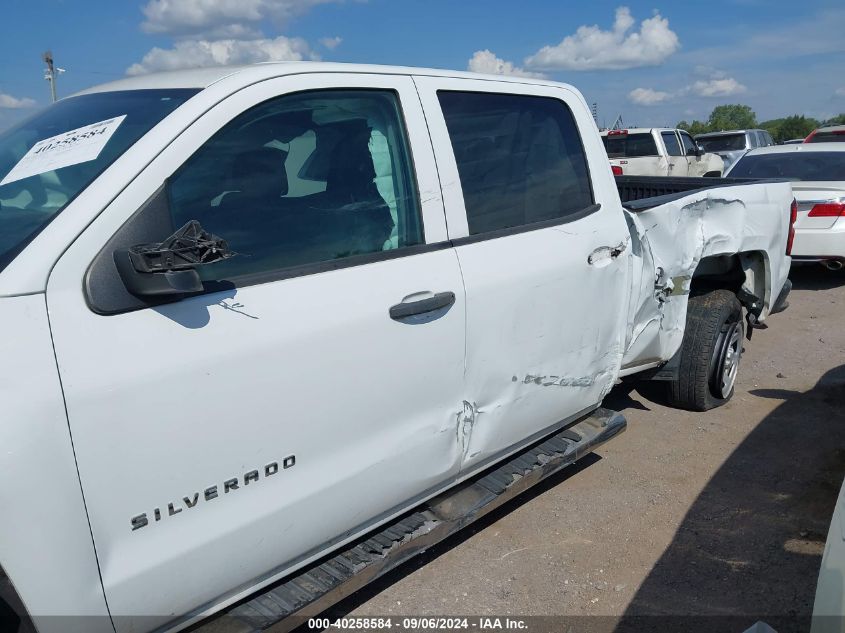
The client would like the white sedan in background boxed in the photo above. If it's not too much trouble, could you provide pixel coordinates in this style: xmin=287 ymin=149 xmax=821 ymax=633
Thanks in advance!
xmin=726 ymin=143 xmax=845 ymax=270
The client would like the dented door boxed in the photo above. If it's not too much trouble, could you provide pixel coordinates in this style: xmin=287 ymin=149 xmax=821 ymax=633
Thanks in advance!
xmin=415 ymin=77 xmax=631 ymax=471
xmin=46 ymin=74 xmax=466 ymax=631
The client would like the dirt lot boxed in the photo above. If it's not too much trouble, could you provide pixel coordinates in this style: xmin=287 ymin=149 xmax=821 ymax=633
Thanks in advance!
xmin=338 ymin=267 xmax=845 ymax=632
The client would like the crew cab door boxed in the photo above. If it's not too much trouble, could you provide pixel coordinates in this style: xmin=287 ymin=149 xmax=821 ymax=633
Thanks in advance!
xmin=661 ymin=130 xmax=689 ymax=176
xmin=45 ymin=74 xmax=466 ymax=631
xmin=415 ymin=77 xmax=630 ymax=471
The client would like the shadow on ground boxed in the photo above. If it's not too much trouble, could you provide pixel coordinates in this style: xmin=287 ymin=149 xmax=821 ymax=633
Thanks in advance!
xmin=789 ymin=266 xmax=845 ymax=292
xmin=612 ymin=364 xmax=845 ymax=633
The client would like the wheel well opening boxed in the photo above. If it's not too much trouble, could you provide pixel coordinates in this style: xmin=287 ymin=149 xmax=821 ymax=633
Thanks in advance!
xmin=691 ymin=254 xmax=744 ymax=296
xmin=691 ymin=252 xmax=768 ymax=315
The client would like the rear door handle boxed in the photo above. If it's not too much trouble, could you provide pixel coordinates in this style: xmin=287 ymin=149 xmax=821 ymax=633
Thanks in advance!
xmin=390 ymin=291 xmax=456 ymax=320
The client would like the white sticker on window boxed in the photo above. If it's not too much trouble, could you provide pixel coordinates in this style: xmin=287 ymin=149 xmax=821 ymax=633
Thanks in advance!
xmin=0 ymin=115 xmax=127 ymax=186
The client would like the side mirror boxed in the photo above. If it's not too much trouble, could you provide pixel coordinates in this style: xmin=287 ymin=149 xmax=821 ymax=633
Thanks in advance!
xmin=115 ymin=220 xmax=236 ymax=297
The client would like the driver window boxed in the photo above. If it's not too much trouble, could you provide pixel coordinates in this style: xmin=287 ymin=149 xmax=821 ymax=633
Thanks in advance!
xmin=167 ymin=89 xmax=422 ymax=280
xmin=679 ymin=132 xmax=697 ymax=155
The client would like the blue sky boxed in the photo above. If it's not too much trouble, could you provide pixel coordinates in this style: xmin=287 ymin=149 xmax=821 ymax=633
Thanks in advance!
xmin=1 ymin=0 xmax=844 ymax=131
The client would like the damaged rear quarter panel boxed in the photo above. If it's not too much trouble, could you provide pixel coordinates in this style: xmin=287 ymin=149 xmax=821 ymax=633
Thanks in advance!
xmin=621 ymin=182 xmax=792 ymax=368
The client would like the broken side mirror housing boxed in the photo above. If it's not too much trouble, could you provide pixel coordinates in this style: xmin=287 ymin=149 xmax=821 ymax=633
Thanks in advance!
xmin=115 ymin=220 xmax=236 ymax=297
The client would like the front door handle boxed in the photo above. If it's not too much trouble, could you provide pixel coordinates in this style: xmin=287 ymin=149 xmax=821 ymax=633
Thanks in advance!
xmin=390 ymin=291 xmax=456 ymax=320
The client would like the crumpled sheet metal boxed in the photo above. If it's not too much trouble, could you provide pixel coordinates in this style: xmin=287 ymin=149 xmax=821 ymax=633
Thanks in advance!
xmin=621 ymin=182 xmax=792 ymax=368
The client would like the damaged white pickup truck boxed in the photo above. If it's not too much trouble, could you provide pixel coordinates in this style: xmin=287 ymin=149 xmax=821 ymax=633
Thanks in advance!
xmin=0 ymin=63 xmax=793 ymax=633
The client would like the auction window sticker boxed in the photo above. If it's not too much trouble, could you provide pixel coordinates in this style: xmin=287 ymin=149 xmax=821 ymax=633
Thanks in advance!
xmin=0 ymin=115 xmax=127 ymax=186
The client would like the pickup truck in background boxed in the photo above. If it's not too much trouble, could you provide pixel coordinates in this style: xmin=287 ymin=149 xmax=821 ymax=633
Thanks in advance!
xmin=602 ymin=127 xmax=725 ymax=177
xmin=0 ymin=63 xmax=793 ymax=633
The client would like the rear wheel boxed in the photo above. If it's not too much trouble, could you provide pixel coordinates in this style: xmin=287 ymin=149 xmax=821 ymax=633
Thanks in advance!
xmin=666 ymin=289 xmax=744 ymax=411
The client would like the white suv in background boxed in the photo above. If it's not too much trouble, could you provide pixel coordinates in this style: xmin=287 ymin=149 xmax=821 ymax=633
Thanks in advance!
xmin=695 ymin=129 xmax=775 ymax=171
xmin=602 ymin=128 xmax=724 ymax=177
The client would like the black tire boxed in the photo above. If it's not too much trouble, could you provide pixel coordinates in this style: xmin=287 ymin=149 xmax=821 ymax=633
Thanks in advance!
xmin=666 ymin=289 xmax=745 ymax=411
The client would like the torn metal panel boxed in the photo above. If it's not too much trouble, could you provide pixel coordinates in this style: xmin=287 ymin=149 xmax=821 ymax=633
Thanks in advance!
xmin=620 ymin=182 xmax=793 ymax=370
xmin=456 ymin=400 xmax=478 ymax=458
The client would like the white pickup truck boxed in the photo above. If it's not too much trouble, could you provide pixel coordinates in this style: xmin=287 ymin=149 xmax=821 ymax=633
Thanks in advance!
xmin=0 ymin=63 xmax=793 ymax=633
xmin=602 ymin=127 xmax=725 ymax=177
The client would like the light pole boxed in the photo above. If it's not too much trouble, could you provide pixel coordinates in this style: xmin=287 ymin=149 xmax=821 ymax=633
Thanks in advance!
xmin=43 ymin=51 xmax=65 ymax=102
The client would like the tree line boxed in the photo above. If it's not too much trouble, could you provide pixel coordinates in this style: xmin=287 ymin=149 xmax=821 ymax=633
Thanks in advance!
xmin=677 ymin=104 xmax=845 ymax=143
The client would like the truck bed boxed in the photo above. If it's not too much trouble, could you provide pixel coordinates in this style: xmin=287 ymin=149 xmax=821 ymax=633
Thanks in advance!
xmin=617 ymin=175 xmax=766 ymax=211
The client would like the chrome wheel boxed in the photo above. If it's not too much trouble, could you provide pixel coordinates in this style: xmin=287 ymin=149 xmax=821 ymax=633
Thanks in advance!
xmin=712 ymin=320 xmax=744 ymax=399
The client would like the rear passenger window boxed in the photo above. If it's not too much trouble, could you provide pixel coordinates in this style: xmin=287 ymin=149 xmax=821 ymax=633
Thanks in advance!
xmin=603 ymin=133 xmax=659 ymax=158
xmin=168 ymin=90 xmax=422 ymax=280
xmin=661 ymin=132 xmax=683 ymax=157
xmin=438 ymin=91 xmax=594 ymax=236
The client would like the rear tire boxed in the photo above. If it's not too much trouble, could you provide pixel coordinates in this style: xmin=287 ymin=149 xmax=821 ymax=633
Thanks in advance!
xmin=666 ymin=289 xmax=744 ymax=411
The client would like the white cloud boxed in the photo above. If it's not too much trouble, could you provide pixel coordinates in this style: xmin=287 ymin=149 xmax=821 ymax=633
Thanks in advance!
xmin=524 ymin=6 xmax=680 ymax=71
xmin=140 ymin=0 xmax=340 ymax=38
xmin=690 ymin=77 xmax=746 ymax=97
xmin=628 ymin=88 xmax=670 ymax=106
xmin=319 ymin=36 xmax=342 ymax=50
xmin=126 ymin=36 xmax=316 ymax=75
xmin=0 ymin=93 xmax=36 ymax=109
xmin=626 ymin=70 xmax=747 ymax=106
xmin=467 ymin=50 xmax=545 ymax=79
xmin=836 ymin=87 xmax=845 ymax=97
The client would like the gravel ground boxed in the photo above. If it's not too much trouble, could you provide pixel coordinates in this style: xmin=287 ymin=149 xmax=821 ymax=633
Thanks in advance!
xmin=335 ymin=266 xmax=845 ymax=632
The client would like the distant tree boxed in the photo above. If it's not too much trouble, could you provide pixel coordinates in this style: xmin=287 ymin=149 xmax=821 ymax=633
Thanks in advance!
xmin=760 ymin=115 xmax=820 ymax=142
xmin=676 ymin=119 xmax=710 ymax=136
xmin=707 ymin=104 xmax=757 ymax=131
xmin=759 ymin=118 xmax=783 ymax=140
xmin=781 ymin=115 xmax=819 ymax=140
xmin=822 ymin=113 xmax=845 ymax=126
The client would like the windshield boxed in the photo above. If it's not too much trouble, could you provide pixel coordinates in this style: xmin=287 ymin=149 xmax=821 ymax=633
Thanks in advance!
xmin=0 ymin=89 xmax=198 ymax=271
xmin=603 ymin=133 xmax=658 ymax=158
xmin=728 ymin=151 xmax=845 ymax=180
xmin=698 ymin=133 xmax=747 ymax=152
